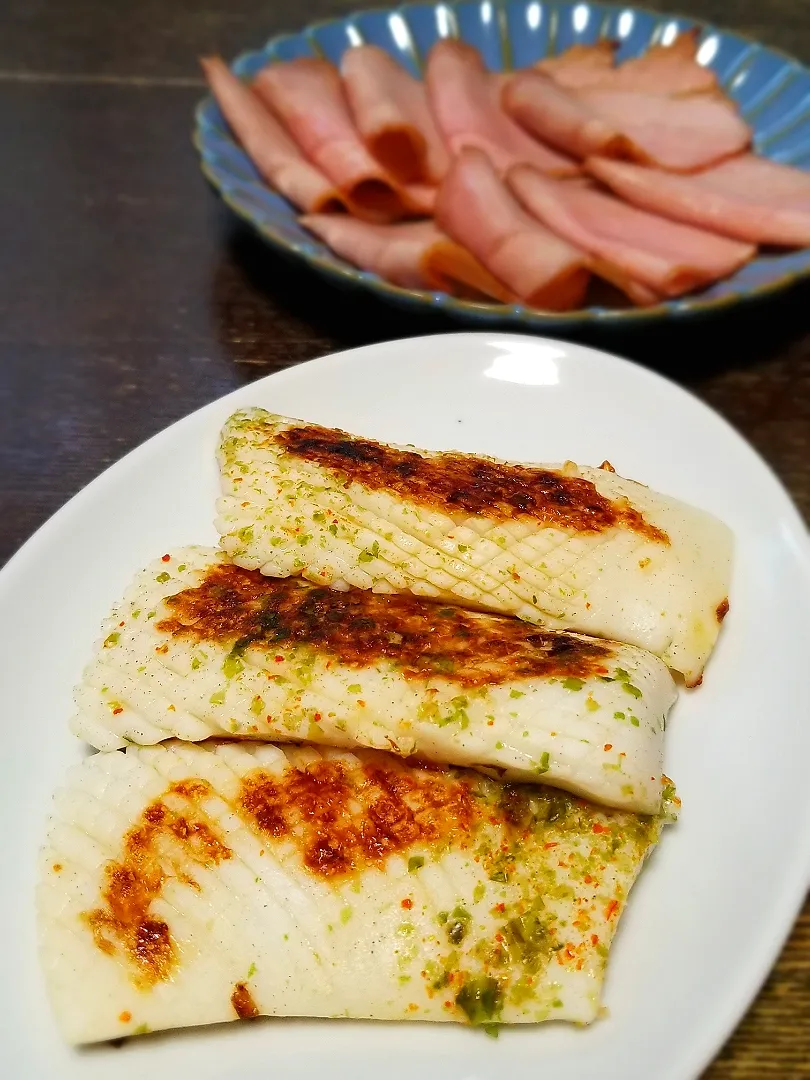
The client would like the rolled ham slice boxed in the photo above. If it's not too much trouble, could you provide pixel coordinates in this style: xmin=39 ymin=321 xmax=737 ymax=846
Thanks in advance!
xmin=341 ymin=45 xmax=449 ymax=184
xmin=200 ymin=57 xmax=346 ymax=213
xmin=503 ymin=70 xmax=631 ymax=160
xmin=508 ymin=165 xmax=754 ymax=297
xmin=300 ymin=214 xmax=513 ymax=301
xmin=579 ymin=88 xmax=750 ymax=172
xmin=436 ymin=148 xmax=589 ymax=310
xmin=536 ymin=41 xmax=617 ymax=90
xmin=587 ymin=155 xmax=810 ymax=247
xmin=254 ymin=58 xmax=426 ymax=224
xmin=426 ymin=40 xmax=578 ymax=177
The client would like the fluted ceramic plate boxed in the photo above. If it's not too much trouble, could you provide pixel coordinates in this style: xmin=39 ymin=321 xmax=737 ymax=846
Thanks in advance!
xmin=195 ymin=0 xmax=810 ymax=330
xmin=2 ymin=333 xmax=810 ymax=1079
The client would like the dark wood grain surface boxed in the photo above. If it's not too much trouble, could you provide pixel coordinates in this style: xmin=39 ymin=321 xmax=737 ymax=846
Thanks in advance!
xmin=0 ymin=1 xmax=807 ymax=1075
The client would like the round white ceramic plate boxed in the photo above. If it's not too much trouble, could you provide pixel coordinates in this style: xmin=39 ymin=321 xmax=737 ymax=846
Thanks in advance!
xmin=1 ymin=333 xmax=809 ymax=1080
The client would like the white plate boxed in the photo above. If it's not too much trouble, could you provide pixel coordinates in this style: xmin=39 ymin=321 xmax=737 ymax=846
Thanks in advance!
xmin=2 ymin=333 xmax=809 ymax=1080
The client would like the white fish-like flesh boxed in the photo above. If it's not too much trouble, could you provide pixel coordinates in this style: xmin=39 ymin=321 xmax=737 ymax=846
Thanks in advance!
xmin=71 ymin=547 xmax=676 ymax=813
xmin=38 ymin=741 xmax=666 ymax=1043
xmin=216 ymin=409 xmax=732 ymax=685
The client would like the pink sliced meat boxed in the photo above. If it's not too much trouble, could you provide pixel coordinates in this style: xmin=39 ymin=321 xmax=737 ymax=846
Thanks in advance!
xmin=579 ymin=88 xmax=750 ymax=172
xmin=605 ymin=30 xmax=720 ymax=96
xmin=426 ymin=40 xmax=578 ymax=177
xmin=435 ymin=148 xmax=590 ymax=310
xmin=539 ymin=32 xmax=720 ymax=97
xmin=299 ymin=214 xmax=514 ymax=301
xmin=536 ymin=41 xmax=618 ymax=90
xmin=254 ymin=58 xmax=419 ymax=223
xmin=340 ymin=45 xmax=449 ymax=184
xmin=400 ymin=183 xmax=436 ymax=215
xmin=693 ymin=154 xmax=810 ymax=207
xmin=587 ymin=258 xmax=663 ymax=306
xmin=508 ymin=164 xmax=754 ymax=296
xmin=200 ymin=57 xmax=346 ymax=213
xmin=587 ymin=154 xmax=810 ymax=247
xmin=503 ymin=70 xmax=631 ymax=160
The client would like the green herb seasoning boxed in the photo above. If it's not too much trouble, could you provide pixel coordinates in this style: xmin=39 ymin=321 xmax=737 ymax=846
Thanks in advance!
xmin=455 ymin=976 xmax=503 ymax=1025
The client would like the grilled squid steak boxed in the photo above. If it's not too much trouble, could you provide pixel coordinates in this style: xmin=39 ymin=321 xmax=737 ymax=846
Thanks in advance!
xmin=215 ymin=409 xmax=732 ymax=685
xmin=37 ymin=741 xmax=669 ymax=1043
xmin=71 ymin=548 xmax=676 ymax=813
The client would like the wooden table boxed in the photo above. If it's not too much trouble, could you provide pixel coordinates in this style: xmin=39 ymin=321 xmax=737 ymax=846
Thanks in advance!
xmin=0 ymin=1 xmax=807 ymax=1074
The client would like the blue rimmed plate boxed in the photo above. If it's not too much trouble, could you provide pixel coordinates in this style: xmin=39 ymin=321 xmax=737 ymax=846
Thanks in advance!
xmin=194 ymin=1 xmax=810 ymax=329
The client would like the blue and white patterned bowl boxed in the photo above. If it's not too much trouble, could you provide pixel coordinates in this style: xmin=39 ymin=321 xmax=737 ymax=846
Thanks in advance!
xmin=194 ymin=1 xmax=810 ymax=329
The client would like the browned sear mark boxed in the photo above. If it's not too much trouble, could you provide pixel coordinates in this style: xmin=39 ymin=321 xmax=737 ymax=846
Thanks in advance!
xmin=231 ymin=982 xmax=260 ymax=1019
xmin=716 ymin=598 xmax=729 ymax=623
xmin=158 ymin=564 xmax=615 ymax=688
xmin=275 ymin=423 xmax=668 ymax=543
xmin=239 ymin=756 xmax=479 ymax=879
xmin=82 ymin=779 xmax=231 ymax=986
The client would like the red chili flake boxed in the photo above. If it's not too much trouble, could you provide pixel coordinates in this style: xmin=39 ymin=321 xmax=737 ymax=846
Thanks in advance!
xmin=274 ymin=655 xmax=285 ymax=663
xmin=494 ymin=903 xmax=506 ymax=914
xmin=605 ymin=900 xmax=619 ymax=919
xmin=603 ymin=743 xmax=612 ymax=752
xmin=313 ymin=713 xmax=322 ymax=722
xmin=119 ymin=621 xmax=126 ymax=627
xmin=161 ymin=554 xmax=171 ymax=562
xmin=591 ymin=934 xmax=599 ymax=946
xmin=119 ymin=1010 xmax=132 ymax=1023
xmin=487 ymin=719 xmax=494 ymax=726
xmin=357 ymin=700 xmax=366 ymax=708
xmin=592 ymin=823 xmax=610 ymax=835
xmin=584 ymin=874 xmax=593 ymax=884
xmin=495 ymin=933 xmax=503 ymax=943
xmin=112 ymin=707 xmax=124 ymax=716
xmin=401 ymin=898 xmax=413 ymax=910
xmin=544 ymin=841 xmax=558 ymax=849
